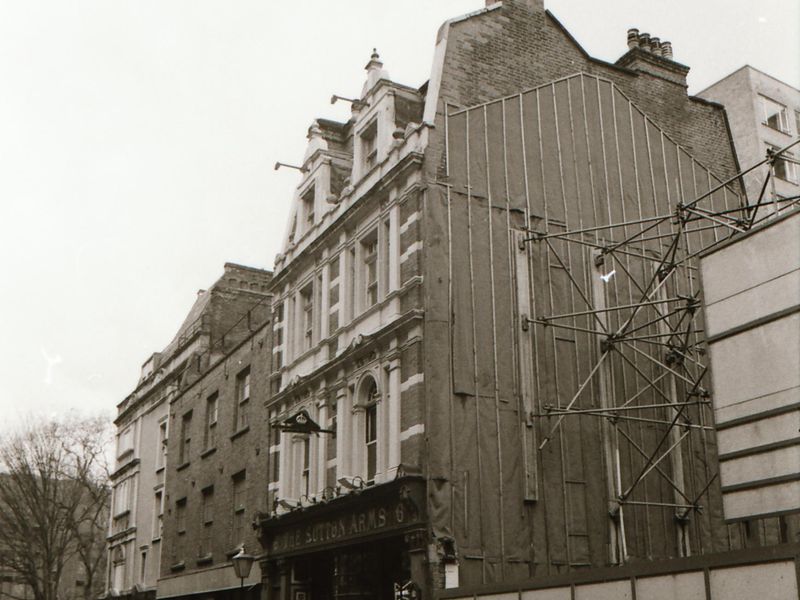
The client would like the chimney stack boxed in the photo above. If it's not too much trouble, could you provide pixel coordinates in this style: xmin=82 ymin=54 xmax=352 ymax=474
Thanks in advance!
xmin=625 ymin=29 xmax=675 ymax=59
xmin=617 ymin=28 xmax=687 ymax=86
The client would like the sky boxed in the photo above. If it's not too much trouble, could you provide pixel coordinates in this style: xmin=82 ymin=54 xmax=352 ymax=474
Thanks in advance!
xmin=0 ymin=0 xmax=797 ymax=435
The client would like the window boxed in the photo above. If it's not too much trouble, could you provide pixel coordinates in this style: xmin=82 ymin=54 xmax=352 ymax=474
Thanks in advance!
xmin=139 ymin=552 xmax=147 ymax=584
xmin=770 ymin=145 xmax=798 ymax=182
xmin=362 ymin=229 xmax=378 ymax=309
xmin=268 ymin=421 xmax=280 ymax=511
xmin=761 ymin=96 xmax=790 ymax=132
xmin=327 ymin=405 xmax=338 ymax=459
xmin=156 ymin=420 xmax=168 ymax=470
xmin=204 ymin=392 xmax=218 ymax=449
xmin=365 ymin=404 xmax=378 ymax=484
xmin=301 ymin=436 xmax=311 ymax=497
xmin=795 ymin=110 xmax=800 ymax=134
xmin=201 ymin=486 xmax=214 ymax=524
xmin=200 ymin=487 xmax=214 ymax=556
xmin=112 ymin=546 xmax=126 ymax=591
xmin=347 ymin=246 xmax=356 ymax=320
xmin=363 ymin=379 xmax=379 ymax=484
xmin=328 ymin=256 xmax=340 ymax=336
xmin=302 ymin=186 xmax=315 ymax=229
xmin=300 ymin=283 xmax=314 ymax=351
xmin=117 ymin=426 xmax=134 ymax=458
xmin=381 ymin=217 xmax=391 ymax=294
xmin=176 ymin=498 xmax=187 ymax=534
xmin=234 ymin=368 xmax=250 ymax=432
xmin=274 ymin=302 xmax=284 ymax=370
xmin=361 ymin=119 xmax=378 ymax=172
xmin=270 ymin=447 xmax=280 ymax=485
xmin=179 ymin=412 xmax=192 ymax=464
xmin=113 ymin=477 xmax=133 ymax=516
xmin=231 ymin=472 xmax=246 ymax=547
xmin=153 ymin=491 xmax=163 ymax=540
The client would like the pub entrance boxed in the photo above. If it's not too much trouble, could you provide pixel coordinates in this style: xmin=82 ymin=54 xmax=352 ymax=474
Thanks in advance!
xmin=290 ymin=537 xmax=406 ymax=600
xmin=271 ymin=538 xmax=411 ymax=600
xmin=258 ymin=476 xmax=428 ymax=600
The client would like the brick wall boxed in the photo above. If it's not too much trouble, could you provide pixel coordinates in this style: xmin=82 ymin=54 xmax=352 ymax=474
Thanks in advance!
xmin=427 ymin=0 xmax=740 ymax=184
xmin=160 ymin=322 xmax=272 ymax=578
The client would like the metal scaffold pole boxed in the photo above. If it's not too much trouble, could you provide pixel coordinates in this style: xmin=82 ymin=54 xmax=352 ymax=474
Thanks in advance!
xmin=522 ymin=137 xmax=799 ymax=558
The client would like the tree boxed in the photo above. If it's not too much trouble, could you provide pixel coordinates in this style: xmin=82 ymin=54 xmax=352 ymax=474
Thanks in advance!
xmin=0 ymin=415 xmax=112 ymax=600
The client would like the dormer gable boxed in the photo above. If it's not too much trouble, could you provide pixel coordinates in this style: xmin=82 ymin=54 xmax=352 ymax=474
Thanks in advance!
xmin=350 ymin=50 xmax=424 ymax=183
xmin=275 ymin=50 xmax=425 ymax=272
xmin=303 ymin=121 xmax=328 ymax=165
xmin=280 ymin=120 xmax=353 ymax=255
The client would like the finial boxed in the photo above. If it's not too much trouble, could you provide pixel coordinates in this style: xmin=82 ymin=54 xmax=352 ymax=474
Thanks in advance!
xmin=362 ymin=47 xmax=389 ymax=95
xmin=365 ymin=48 xmax=383 ymax=71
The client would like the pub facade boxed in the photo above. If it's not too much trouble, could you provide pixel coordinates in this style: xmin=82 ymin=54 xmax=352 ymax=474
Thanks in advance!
xmin=258 ymin=38 xmax=432 ymax=595
xmin=257 ymin=0 xmax=795 ymax=597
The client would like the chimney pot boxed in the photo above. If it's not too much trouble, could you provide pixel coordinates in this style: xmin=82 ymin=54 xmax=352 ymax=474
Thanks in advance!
xmin=638 ymin=32 xmax=651 ymax=51
xmin=627 ymin=28 xmax=640 ymax=50
xmin=650 ymin=36 xmax=661 ymax=55
xmin=661 ymin=41 xmax=673 ymax=59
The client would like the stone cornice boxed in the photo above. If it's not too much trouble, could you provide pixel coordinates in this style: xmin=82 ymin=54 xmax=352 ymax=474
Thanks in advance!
xmin=266 ymin=309 xmax=423 ymax=407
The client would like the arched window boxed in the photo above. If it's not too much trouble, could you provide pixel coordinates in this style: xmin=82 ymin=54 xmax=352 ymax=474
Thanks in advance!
xmin=361 ymin=377 xmax=380 ymax=483
xmin=112 ymin=545 xmax=126 ymax=592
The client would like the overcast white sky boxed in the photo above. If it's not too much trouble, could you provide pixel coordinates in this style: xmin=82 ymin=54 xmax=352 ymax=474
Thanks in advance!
xmin=0 ymin=0 xmax=797 ymax=435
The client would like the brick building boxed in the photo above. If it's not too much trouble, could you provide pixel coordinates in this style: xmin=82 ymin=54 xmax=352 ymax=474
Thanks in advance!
xmin=254 ymin=0 xmax=794 ymax=596
xmin=107 ymin=263 xmax=271 ymax=600
xmin=156 ymin=317 xmax=272 ymax=600
xmin=698 ymin=65 xmax=800 ymax=204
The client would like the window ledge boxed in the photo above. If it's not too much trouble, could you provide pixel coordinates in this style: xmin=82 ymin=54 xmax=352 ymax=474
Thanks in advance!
xmin=230 ymin=426 xmax=250 ymax=441
xmin=196 ymin=554 xmax=213 ymax=567
xmin=155 ymin=466 xmax=165 ymax=474
xmin=763 ymin=122 xmax=790 ymax=135
xmin=151 ymin=537 xmax=162 ymax=544
xmin=176 ymin=461 xmax=190 ymax=472
xmin=169 ymin=561 xmax=185 ymax=573
xmin=117 ymin=448 xmax=134 ymax=461
xmin=200 ymin=447 xmax=217 ymax=459
xmin=113 ymin=510 xmax=131 ymax=520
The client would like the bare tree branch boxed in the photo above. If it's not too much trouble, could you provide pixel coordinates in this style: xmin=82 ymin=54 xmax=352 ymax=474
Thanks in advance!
xmin=0 ymin=415 xmax=111 ymax=600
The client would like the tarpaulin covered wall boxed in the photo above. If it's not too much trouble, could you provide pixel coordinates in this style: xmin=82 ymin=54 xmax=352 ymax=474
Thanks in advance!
xmin=430 ymin=72 xmax=745 ymax=585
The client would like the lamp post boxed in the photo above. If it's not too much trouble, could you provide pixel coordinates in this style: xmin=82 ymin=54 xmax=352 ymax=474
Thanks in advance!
xmin=232 ymin=547 xmax=255 ymax=600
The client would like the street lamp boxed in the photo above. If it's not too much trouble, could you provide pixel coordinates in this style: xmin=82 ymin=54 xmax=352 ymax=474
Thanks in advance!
xmin=232 ymin=547 xmax=255 ymax=600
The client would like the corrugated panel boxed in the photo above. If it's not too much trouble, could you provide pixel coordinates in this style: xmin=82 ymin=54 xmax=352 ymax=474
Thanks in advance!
xmin=443 ymin=72 xmax=746 ymax=578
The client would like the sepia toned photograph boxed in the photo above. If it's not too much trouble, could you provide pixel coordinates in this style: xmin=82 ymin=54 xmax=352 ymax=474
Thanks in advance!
xmin=1 ymin=1 xmax=798 ymax=599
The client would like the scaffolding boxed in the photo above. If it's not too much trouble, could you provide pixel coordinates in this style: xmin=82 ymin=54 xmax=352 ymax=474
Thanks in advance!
xmin=522 ymin=136 xmax=800 ymax=562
